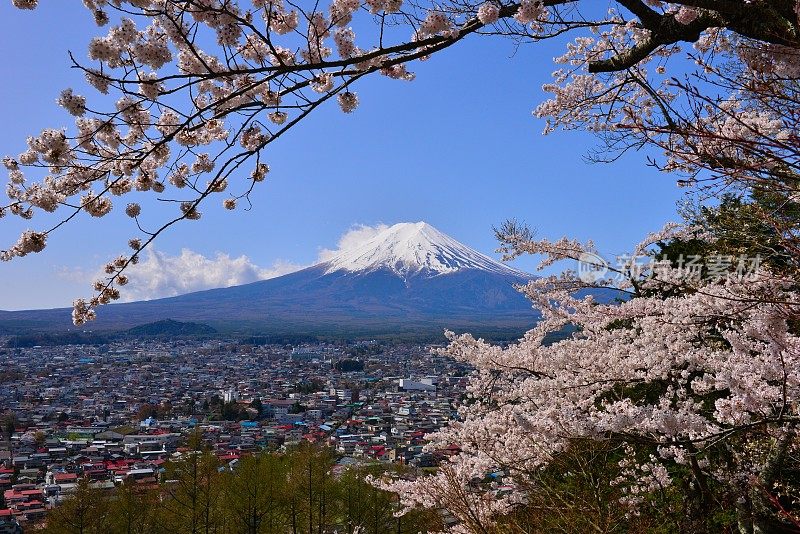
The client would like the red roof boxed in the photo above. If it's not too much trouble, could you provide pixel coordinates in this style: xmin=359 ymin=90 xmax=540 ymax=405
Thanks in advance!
xmin=105 ymin=459 xmax=135 ymax=469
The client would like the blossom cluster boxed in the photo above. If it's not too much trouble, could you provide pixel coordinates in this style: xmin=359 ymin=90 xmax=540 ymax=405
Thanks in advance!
xmin=514 ymin=0 xmax=546 ymax=26
xmin=477 ymin=3 xmax=500 ymax=25
xmin=0 ymin=230 xmax=47 ymax=261
xmin=384 ymin=258 xmax=800 ymax=528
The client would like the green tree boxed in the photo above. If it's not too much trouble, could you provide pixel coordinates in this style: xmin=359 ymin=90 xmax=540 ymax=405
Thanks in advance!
xmin=654 ymin=191 xmax=800 ymax=289
xmin=136 ymin=404 xmax=158 ymax=421
xmin=288 ymin=402 xmax=306 ymax=415
xmin=42 ymin=479 xmax=111 ymax=534
xmin=250 ymin=398 xmax=263 ymax=419
xmin=223 ymin=454 xmax=290 ymax=534
xmin=337 ymin=465 xmax=439 ymax=534
xmin=161 ymin=436 xmax=225 ymax=534
xmin=105 ymin=480 xmax=162 ymax=534
xmin=0 ymin=412 xmax=17 ymax=444
xmin=285 ymin=444 xmax=337 ymax=534
xmin=221 ymin=401 xmax=246 ymax=421
xmin=42 ymin=446 xmax=441 ymax=534
xmin=183 ymin=397 xmax=197 ymax=416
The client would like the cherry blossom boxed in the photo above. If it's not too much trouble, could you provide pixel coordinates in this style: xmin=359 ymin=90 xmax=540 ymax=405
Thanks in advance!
xmin=337 ymin=92 xmax=359 ymax=113
xmin=477 ymin=3 xmax=500 ymax=25
xmin=381 ymin=232 xmax=800 ymax=530
xmin=56 ymin=89 xmax=87 ymax=117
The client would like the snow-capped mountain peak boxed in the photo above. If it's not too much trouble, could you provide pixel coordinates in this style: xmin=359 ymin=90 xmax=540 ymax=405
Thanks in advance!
xmin=321 ymin=222 xmax=527 ymax=278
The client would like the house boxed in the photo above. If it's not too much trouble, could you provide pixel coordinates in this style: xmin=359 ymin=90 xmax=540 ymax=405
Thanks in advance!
xmin=0 ymin=509 xmax=22 ymax=534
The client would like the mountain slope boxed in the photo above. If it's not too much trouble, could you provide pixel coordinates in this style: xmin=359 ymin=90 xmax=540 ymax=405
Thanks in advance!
xmin=0 ymin=222 xmax=541 ymax=337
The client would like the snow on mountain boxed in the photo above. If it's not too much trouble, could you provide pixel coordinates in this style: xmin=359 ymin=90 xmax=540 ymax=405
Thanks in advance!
xmin=322 ymin=222 xmax=527 ymax=279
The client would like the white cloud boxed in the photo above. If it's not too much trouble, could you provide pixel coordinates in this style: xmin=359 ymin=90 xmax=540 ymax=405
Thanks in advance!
xmin=317 ymin=223 xmax=389 ymax=263
xmin=121 ymin=249 xmax=303 ymax=301
xmin=59 ymin=249 xmax=303 ymax=302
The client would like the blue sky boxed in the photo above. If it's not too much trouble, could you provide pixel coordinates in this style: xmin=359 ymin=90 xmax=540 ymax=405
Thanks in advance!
xmin=0 ymin=4 xmax=685 ymax=310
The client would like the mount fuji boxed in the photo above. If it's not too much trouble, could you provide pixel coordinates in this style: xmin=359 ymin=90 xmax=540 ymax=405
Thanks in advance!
xmin=0 ymin=222 xmax=541 ymax=338
xmin=322 ymin=222 xmax=528 ymax=279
